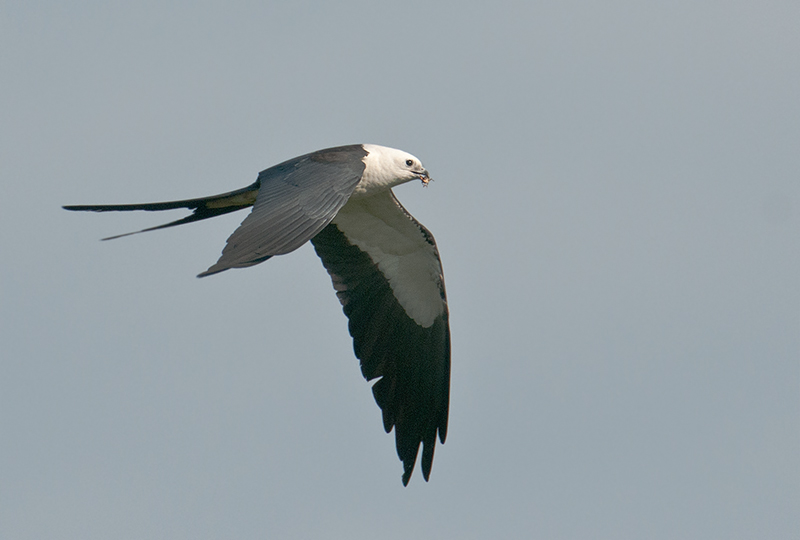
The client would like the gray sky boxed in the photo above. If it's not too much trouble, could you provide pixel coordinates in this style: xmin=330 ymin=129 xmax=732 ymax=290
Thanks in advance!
xmin=2 ymin=2 xmax=798 ymax=538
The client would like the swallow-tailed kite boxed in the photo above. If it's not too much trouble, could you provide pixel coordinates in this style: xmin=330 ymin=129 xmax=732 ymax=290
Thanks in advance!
xmin=64 ymin=144 xmax=450 ymax=485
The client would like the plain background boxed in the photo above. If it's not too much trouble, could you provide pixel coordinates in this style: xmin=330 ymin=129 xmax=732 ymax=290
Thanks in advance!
xmin=2 ymin=2 xmax=798 ymax=538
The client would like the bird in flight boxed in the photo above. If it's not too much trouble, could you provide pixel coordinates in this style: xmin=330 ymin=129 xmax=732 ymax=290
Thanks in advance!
xmin=64 ymin=144 xmax=450 ymax=485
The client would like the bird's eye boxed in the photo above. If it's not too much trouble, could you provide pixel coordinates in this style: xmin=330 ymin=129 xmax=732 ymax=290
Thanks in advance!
xmin=405 ymin=159 xmax=414 ymax=167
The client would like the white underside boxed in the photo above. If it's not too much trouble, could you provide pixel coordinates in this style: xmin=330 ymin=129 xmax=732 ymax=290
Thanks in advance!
xmin=331 ymin=191 xmax=444 ymax=328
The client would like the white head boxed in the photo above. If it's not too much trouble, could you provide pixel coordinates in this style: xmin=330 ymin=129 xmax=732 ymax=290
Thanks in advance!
xmin=356 ymin=144 xmax=430 ymax=196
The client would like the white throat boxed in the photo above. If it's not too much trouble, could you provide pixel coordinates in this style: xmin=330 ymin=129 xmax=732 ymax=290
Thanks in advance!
xmin=352 ymin=144 xmax=416 ymax=198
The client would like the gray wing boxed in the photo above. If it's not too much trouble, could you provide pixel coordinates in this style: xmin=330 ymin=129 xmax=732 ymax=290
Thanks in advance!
xmin=199 ymin=145 xmax=368 ymax=277
xmin=310 ymin=191 xmax=450 ymax=485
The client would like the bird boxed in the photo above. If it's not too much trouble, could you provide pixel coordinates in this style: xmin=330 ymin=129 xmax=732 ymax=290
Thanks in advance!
xmin=63 ymin=144 xmax=450 ymax=485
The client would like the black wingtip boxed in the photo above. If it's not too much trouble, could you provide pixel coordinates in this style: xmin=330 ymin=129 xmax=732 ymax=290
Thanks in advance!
xmin=196 ymin=267 xmax=222 ymax=278
xmin=401 ymin=462 xmax=432 ymax=486
xmin=401 ymin=455 xmax=417 ymax=486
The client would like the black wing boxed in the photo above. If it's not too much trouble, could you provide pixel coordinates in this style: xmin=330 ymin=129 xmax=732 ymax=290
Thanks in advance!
xmin=311 ymin=191 xmax=450 ymax=485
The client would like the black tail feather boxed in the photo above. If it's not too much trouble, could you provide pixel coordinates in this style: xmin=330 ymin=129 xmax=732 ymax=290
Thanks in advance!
xmin=63 ymin=180 xmax=260 ymax=240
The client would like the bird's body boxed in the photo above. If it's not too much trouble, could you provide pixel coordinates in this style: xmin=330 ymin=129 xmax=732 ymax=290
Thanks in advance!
xmin=64 ymin=144 xmax=450 ymax=485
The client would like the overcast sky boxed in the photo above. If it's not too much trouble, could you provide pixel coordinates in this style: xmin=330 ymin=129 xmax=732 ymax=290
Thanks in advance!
xmin=1 ymin=2 xmax=798 ymax=539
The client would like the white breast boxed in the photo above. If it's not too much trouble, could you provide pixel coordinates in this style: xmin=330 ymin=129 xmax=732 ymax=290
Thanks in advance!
xmin=332 ymin=192 xmax=445 ymax=328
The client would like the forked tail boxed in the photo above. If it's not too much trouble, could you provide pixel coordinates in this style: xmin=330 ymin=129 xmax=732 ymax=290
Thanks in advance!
xmin=63 ymin=180 xmax=260 ymax=240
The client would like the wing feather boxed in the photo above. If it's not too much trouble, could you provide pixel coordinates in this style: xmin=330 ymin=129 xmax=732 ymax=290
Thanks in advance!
xmin=310 ymin=191 xmax=450 ymax=485
xmin=199 ymin=145 xmax=367 ymax=276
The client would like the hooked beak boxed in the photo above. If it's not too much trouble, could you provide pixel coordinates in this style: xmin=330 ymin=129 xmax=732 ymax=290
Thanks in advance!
xmin=419 ymin=169 xmax=431 ymax=186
